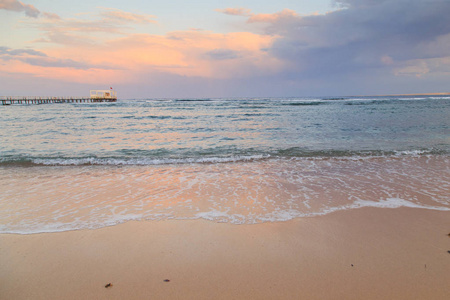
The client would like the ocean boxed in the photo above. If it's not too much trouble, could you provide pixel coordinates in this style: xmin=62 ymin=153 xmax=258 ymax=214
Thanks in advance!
xmin=1 ymin=96 xmax=449 ymax=233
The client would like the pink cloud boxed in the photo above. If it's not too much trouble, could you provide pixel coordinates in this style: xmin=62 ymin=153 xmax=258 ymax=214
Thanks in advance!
xmin=248 ymin=9 xmax=299 ymax=24
xmin=0 ymin=27 xmax=281 ymax=87
xmin=42 ymin=12 xmax=60 ymax=20
xmin=4 ymin=6 xmax=282 ymax=85
xmin=216 ymin=7 xmax=252 ymax=17
xmin=100 ymin=8 xmax=157 ymax=24
xmin=30 ymin=7 xmax=159 ymax=48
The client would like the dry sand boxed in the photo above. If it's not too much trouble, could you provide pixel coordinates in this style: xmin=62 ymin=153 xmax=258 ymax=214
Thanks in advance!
xmin=1 ymin=207 xmax=449 ymax=300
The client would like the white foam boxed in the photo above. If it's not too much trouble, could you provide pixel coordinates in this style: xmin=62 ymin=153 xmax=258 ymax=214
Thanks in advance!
xmin=32 ymin=155 xmax=269 ymax=166
xmin=255 ymin=209 xmax=305 ymax=223
xmin=351 ymin=198 xmax=450 ymax=211
xmin=2 ymin=155 xmax=449 ymax=234
xmin=195 ymin=210 xmax=246 ymax=224
xmin=394 ymin=150 xmax=432 ymax=156
xmin=1 ymin=212 xmax=175 ymax=235
xmin=3 ymin=199 xmax=449 ymax=235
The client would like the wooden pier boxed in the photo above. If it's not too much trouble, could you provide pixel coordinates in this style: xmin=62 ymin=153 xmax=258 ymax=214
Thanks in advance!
xmin=1 ymin=96 xmax=117 ymax=106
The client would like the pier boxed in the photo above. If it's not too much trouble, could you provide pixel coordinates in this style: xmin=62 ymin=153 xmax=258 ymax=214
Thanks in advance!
xmin=1 ymin=96 xmax=117 ymax=105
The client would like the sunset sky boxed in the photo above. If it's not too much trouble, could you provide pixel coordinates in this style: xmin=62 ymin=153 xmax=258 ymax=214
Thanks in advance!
xmin=1 ymin=0 xmax=450 ymax=98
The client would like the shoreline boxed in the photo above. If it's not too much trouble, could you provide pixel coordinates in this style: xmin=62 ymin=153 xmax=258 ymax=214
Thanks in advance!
xmin=1 ymin=204 xmax=450 ymax=236
xmin=1 ymin=154 xmax=448 ymax=235
xmin=1 ymin=207 xmax=449 ymax=300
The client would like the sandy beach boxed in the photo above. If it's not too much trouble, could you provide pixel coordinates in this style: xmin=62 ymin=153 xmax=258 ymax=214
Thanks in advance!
xmin=1 ymin=207 xmax=449 ymax=300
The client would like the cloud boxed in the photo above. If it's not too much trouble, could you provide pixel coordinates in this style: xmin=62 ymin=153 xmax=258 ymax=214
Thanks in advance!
xmin=204 ymin=49 xmax=240 ymax=60
xmin=0 ymin=26 xmax=279 ymax=87
xmin=5 ymin=6 xmax=277 ymax=86
xmin=216 ymin=7 xmax=300 ymax=29
xmin=5 ymin=1 xmax=449 ymax=97
xmin=100 ymin=8 xmax=157 ymax=24
xmin=216 ymin=7 xmax=252 ymax=17
xmin=0 ymin=46 xmax=115 ymax=71
xmin=241 ymin=0 xmax=450 ymax=90
xmin=42 ymin=12 xmax=60 ymax=20
xmin=394 ymin=60 xmax=430 ymax=77
xmin=0 ymin=0 xmax=40 ymax=17
xmin=101 ymin=31 xmax=279 ymax=78
xmin=20 ymin=56 xmax=103 ymax=70
xmin=248 ymin=9 xmax=299 ymax=24
xmin=209 ymin=0 xmax=450 ymax=95
xmin=0 ymin=46 xmax=47 ymax=57
xmin=32 ymin=7 xmax=158 ymax=46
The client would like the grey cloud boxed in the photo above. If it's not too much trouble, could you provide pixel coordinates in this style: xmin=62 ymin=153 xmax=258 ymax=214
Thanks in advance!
xmin=0 ymin=46 xmax=116 ymax=70
xmin=204 ymin=49 xmax=240 ymax=60
xmin=20 ymin=56 xmax=118 ymax=70
xmin=0 ymin=46 xmax=48 ymax=60
xmin=262 ymin=0 xmax=450 ymax=81
xmin=0 ymin=0 xmax=40 ymax=18
xmin=21 ymin=57 xmax=93 ymax=69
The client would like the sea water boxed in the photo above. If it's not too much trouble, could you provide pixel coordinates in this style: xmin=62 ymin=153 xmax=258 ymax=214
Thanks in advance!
xmin=1 ymin=96 xmax=449 ymax=233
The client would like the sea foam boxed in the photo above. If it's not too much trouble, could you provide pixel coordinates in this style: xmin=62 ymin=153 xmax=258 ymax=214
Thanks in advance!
xmin=1 ymin=155 xmax=448 ymax=234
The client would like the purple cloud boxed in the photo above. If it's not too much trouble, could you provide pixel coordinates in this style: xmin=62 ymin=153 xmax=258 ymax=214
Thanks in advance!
xmin=262 ymin=0 xmax=450 ymax=78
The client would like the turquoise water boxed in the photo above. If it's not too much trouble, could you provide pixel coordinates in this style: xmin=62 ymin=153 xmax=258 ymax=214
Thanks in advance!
xmin=1 ymin=96 xmax=449 ymax=165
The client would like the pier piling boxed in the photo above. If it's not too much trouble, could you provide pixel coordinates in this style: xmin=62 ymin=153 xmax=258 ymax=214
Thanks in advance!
xmin=1 ymin=96 xmax=117 ymax=105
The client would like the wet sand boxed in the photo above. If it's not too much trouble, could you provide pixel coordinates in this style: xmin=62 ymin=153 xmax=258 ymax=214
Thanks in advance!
xmin=1 ymin=207 xmax=449 ymax=300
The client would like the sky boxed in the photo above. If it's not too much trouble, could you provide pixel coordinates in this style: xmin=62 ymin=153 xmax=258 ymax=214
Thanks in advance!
xmin=1 ymin=0 xmax=450 ymax=98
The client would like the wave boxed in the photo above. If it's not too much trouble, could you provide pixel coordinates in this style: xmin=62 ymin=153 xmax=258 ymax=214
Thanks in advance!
xmin=121 ymin=115 xmax=175 ymax=120
xmin=280 ymin=98 xmax=417 ymax=106
xmin=343 ymin=99 xmax=398 ymax=106
xmin=342 ymin=96 xmax=450 ymax=105
xmin=194 ymin=198 xmax=450 ymax=225
xmin=0 ymin=148 xmax=446 ymax=167
xmin=282 ymin=97 xmax=439 ymax=107
xmin=174 ymin=98 xmax=214 ymax=102
xmin=321 ymin=97 xmax=347 ymax=100
xmin=274 ymin=147 xmax=446 ymax=158
xmin=3 ymin=197 xmax=449 ymax=234
xmin=284 ymin=101 xmax=327 ymax=106
xmin=0 ymin=154 xmax=270 ymax=167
